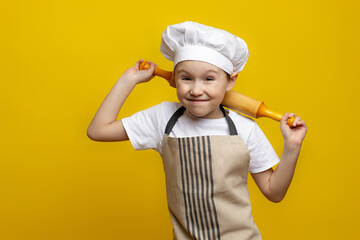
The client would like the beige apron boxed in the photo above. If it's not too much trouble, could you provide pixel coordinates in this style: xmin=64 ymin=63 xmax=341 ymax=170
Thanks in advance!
xmin=161 ymin=105 xmax=261 ymax=240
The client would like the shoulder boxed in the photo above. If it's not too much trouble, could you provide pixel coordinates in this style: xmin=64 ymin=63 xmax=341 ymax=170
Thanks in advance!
xmin=136 ymin=101 xmax=183 ymax=130
xmin=121 ymin=101 xmax=182 ymax=152
xmin=158 ymin=101 xmax=182 ymax=112
xmin=151 ymin=101 xmax=182 ymax=119
xmin=228 ymin=109 xmax=256 ymax=124
xmin=227 ymin=109 xmax=259 ymax=143
xmin=228 ymin=109 xmax=257 ymax=130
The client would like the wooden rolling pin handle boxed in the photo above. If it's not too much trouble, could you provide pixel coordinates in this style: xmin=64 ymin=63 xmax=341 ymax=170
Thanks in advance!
xmin=139 ymin=61 xmax=176 ymax=87
xmin=257 ymin=103 xmax=296 ymax=127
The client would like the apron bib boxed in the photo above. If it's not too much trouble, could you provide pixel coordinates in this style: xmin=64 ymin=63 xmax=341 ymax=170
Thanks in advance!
xmin=161 ymin=105 xmax=261 ymax=240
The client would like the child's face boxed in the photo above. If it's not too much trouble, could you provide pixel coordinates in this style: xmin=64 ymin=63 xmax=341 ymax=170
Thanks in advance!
xmin=174 ymin=60 xmax=236 ymax=119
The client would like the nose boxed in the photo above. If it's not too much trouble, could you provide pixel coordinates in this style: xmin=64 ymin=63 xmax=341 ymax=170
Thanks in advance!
xmin=190 ymin=81 xmax=204 ymax=96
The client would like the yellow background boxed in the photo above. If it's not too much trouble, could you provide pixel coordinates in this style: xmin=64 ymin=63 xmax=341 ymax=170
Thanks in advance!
xmin=1 ymin=0 xmax=359 ymax=239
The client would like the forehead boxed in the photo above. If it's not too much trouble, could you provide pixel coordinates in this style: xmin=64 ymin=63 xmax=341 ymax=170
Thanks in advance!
xmin=174 ymin=60 xmax=223 ymax=74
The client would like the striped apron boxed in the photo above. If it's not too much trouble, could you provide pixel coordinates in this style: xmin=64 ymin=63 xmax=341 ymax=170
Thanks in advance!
xmin=161 ymin=105 xmax=261 ymax=240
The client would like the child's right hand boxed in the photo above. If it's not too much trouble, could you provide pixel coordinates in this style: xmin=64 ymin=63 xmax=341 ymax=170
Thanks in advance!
xmin=121 ymin=59 xmax=157 ymax=85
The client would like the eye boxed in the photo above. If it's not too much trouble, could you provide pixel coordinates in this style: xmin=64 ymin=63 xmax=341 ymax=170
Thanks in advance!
xmin=205 ymin=77 xmax=214 ymax=81
xmin=181 ymin=76 xmax=191 ymax=81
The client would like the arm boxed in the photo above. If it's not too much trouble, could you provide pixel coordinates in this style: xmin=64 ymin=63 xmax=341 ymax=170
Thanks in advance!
xmin=251 ymin=113 xmax=307 ymax=202
xmin=87 ymin=60 xmax=157 ymax=142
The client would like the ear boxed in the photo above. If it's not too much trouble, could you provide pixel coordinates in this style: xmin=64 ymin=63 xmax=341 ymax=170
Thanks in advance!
xmin=226 ymin=72 xmax=238 ymax=91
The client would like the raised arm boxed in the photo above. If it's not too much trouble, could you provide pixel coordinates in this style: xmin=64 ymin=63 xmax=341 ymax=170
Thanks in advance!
xmin=87 ymin=60 xmax=156 ymax=142
xmin=251 ymin=113 xmax=307 ymax=202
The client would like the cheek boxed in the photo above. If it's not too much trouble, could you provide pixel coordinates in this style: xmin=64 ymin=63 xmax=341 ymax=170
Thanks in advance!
xmin=176 ymin=86 xmax=186 ymax=99
xmin=207 ymin=84 xmax=226 ymax=96
xmin=176 ymin=83 xmax=188 ymax=94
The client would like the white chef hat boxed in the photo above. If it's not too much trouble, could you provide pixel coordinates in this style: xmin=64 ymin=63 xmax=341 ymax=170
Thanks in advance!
xmin=160 ymin=21 xmax=249 ymax=75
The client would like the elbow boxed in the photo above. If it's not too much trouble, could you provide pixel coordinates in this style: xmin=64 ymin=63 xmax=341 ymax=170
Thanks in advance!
xmin=267 ymin=194 xmax=285 ymax=203
xmin=269 ymin=197 xmax=283 ymax=203
xmin=264 ymin=185 xmax=288 ymax=203
xmin=87 ymin=127 xmax=99 ymax=141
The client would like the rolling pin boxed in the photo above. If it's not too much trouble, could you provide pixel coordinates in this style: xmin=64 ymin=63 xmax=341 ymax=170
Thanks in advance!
xmin=139 ymin=61 xmax=295 ymax=126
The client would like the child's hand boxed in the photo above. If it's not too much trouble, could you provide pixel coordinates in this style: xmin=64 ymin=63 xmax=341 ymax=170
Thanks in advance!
xmin=280 ymin=113 xmax=307 ymax=146
xmin=121 ymin=59 xmax=157 ymax=85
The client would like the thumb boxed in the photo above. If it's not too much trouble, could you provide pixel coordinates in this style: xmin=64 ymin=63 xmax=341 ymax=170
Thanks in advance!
xmin=281 ymin=113 xmax=290 ymax=128
xmin=147 ymin=61 xmax=156 ymax=76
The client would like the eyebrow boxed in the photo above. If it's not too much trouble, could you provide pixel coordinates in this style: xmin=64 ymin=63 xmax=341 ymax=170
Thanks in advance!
xmin=176 ymin=68 xmax=219 ymax=75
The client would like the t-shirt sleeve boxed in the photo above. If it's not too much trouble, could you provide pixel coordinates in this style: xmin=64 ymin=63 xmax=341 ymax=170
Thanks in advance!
xmin=247 ymin=123 xmax=280 ymax=173
xmin=121 ymin=102 xmax=167 ymax=152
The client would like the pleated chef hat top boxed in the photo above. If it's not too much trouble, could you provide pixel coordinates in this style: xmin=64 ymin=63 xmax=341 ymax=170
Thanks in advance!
xmin=160 ymin=21 xmax=249 ymax=75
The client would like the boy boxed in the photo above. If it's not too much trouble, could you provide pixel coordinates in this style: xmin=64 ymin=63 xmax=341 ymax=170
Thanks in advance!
xmin=87 ymin=21 xmax=307 ymax=239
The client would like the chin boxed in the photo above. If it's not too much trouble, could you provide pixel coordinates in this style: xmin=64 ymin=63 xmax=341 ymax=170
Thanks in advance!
xmin=186 ymin=109 xmax=203 ymax=117
xmin=188 ymin=108 xmax=221 ymax=119
xmin=184 ymin=107 xmax=205 ymax=117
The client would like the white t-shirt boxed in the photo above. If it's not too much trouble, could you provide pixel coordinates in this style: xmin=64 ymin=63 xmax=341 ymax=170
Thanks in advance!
xmin=122 ymin=101 xmax=280 ymax=173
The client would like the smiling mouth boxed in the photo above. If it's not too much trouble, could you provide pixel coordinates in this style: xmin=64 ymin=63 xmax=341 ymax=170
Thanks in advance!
xmin=187 ymin=99 xmax=209 ymax=102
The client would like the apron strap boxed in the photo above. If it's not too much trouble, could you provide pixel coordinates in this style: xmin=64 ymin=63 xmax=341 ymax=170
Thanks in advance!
xmin=164 ymin=105 xmax=238 ymax=135
xmin=164 ymin=106 xmax=186 ymax=135
xmin=220 ymin=105 xmax=238 ymax=135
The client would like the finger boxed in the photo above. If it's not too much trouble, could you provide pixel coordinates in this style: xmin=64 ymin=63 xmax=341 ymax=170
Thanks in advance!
xmin=281 ymin=113 xmax=288 ymax=121
xmin=134 ymin=59 xmax=144 ymax=68
xmin=295 ymin=120 xmax=306 ymax=127
xmin=291 ymin=116 xmax=300 ymax=127
xmin=148 ymin=61 xmax=157 ymax=75
xmin=288 ymin=113 xmax=296 ymax=118
xmin=281 ymin=113 xmax=290 ymax=127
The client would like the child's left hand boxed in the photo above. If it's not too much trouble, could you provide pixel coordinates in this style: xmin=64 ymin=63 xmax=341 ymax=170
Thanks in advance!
xmin=280 ymin=113 xmax=307 ymax=146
